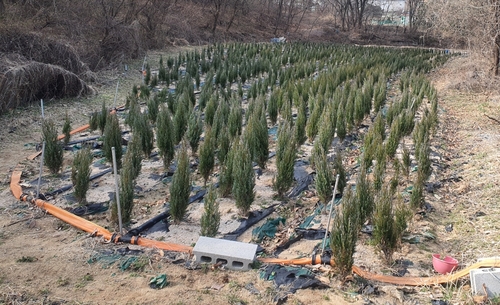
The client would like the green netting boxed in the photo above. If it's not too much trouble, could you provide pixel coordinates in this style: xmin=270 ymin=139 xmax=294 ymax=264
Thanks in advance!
xmin=252 ymin=217 xmax=286 ymax=242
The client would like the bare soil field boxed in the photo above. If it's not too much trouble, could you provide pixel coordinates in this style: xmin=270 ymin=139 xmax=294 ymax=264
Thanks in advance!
xmin=0 ymin=51 xmax=499 ymax=305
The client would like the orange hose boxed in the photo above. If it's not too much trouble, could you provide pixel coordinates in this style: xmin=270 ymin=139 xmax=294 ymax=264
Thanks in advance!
xmin=257 ymin=256 xmax=500 ymax=286
xmin=11 ymin=166 xmax=192 ymax=255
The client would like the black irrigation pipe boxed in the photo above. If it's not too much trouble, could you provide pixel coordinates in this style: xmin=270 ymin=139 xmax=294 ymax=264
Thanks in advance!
xmin=43 ymin=168 xmax=113 ymax=199
xmin=223 ymin=204 xmax=278 ymax=241
xmin=124 ymin=186 xmax=213 ymax=237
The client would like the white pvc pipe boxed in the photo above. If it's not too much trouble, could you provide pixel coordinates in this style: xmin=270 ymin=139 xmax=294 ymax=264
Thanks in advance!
xmin=40 ymin=99 xmax=44 ymax=119
xmin=113 ymin=81 xmax=119 ymax=109
xmin=112 ymin=147 xmax=123 ymax=234
xmin=321 ymin=174 xmax=340 ymax=253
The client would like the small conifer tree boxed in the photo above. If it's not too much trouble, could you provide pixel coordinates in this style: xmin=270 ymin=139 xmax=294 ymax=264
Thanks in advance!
xmin=173 ymin=101 xmax=188 ymax=145
xmin=219 ymin=141 xmax=235 ymax=197
xmin=42 ymin=119 xmax=64 ymax=174
xmin=136 ymin=113 xmax=154 ymax=158
xmin=232 ymin=141 xmax=255 ymax=216
xmin=186 ymin=110 xmax=203 ymax=154
xmin=200 ymin=184 xmax=220 ymax=237
xmin=198 ymin=127 xmax=215 ymax=185
xmin=330 ymin=187 xmax=359 ymax=278
xmin=62 ymin=113 xmax=71 ymax=146
xmin=89 ymin=111 xmax=99 ymax=131
xmin=332 ymin=149 xmax=346 ymax=195
xmin=273 ymin=121 xmax=296 ymax=197
xmin=156 ymin=105 xmax=175 ymax=169
xmin=294 ymin=99 xmax=307 ymax=146
xmin=98 ymin=102 xmax=108 ymax=135
xmin=170 ymin=144 xmax=191 ymax=224
xmin=124 ymin=132 xmax=143 ymax=181
xmin=315 ymin=149 xmax=333 ymax=204
xmin=355 ymin=167 xmax=374 ymax=226
xmin=71 ymin=148 xmax=93 ymax=204
xmin=373 ymin=186 xmax=411 ymax=263
xmin=217 ymin=127 xmax=230 ymax=165
xmin=103 ymin=114 xmax=122 ymax=167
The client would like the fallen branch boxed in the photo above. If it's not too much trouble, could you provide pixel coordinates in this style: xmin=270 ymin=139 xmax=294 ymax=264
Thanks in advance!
xmin=484 ymin=114 xmax=500 ymax=125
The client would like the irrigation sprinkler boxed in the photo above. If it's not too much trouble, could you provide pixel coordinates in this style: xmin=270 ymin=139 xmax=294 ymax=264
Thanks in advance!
xmin=112 ymin=147 xmax=123 ymax=234
xmin=36 ymin=141 xmax=46 ymax=199
xmin=321 ymin=174 xmax=340 ymax=253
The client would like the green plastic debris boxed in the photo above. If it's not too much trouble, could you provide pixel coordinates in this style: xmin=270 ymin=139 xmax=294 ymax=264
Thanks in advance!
xmin=252 ymin=217 xmax=286 ymax=242
xmin=149 ymin=274 xmax=169 ymax=289
xmin=120 ymin=256 xmax=138 ymax=271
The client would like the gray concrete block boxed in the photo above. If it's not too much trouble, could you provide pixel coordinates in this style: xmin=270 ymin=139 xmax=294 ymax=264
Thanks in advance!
xmin=470 ymin=268 xmax=500 ymax=298
xmin=193 ymin=236 xmax=258 ymax=271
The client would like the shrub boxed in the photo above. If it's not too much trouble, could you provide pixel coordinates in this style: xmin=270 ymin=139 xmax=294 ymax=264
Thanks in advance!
xmin=244 ymin=107 xmax=269 ymax=169
xmin=332 ymin=149 xmax=346 ymax=195
xmin=98 ymin=102 xmax=108 ymax=135
xmin=169 ymin=144 xmax=191 ymax=224
xmin=330 ymin=186 xmax=359 ymax=278
xmin=200 ymin=184 xmax=220 ymax=237
xmin=315 ymin=149 xmax=333 ymax=204
xmin=147 ymin=98 xmax=159 ymax=124
xmin=336 ymin=103 xmax=347 ymax=142
xmin=42 ymin=119 xmax=64 ymax=174
xmin=273 ymin=121 xmax=296 ymax=197
xmin=219 ymin=141 xmax=235 ymax=197
xmin=124 ymin=132 xmax=143 ymax=181
xmin=89 ymin=111 xmax=99 ymax=131
xmin=205 ymin=96 xmax=218 ymax=126
xmin=232 ymin=140 xmax=255 ymax=216
xmin=228 ymin=99 xmax=243 ymax=139
xmin=62 ymin=113 xmax=71 ymax=146
xmin=71 ymin=148 xmax=92 ymax=203
xmin=125 ymin=97 xmax=141 ymax=129
xmin=355 ymin=167 xmax=374 ymax=226
xmin=217 ymin=127 xmax=230 ymax=165
xmin=294 ymin=98 xmax=307 ymax=146
xmin=198 ymin=127 xmax=215 ymax=185
xmin=373 ymin=144 xmax=386 ymax=191
xmin=103 ymin=114 xmax=122 ymax=167
xmin=136 ymin=113 xmax=154 ymax=158
xmin=410 ymin=173 xmax=425 ymax=209
xmin=267 ymin=89 xmax=279 ymax=125
xmin=112 ymin=158 xmax=134 ymax=225
xmin=186 ymin=109 xmax=203 ymax=154
xmin=156 ymin=105 xmax=175 ymax=169
xmin=402 ymin=144 xmax=411 ymax=178
xmin=373 ymin=186 xmax=410 ymax=263
xmin=317 ymin=105 xmax=335 ymax=153
xmin=173 ymin=101 xmax=189 ymax=145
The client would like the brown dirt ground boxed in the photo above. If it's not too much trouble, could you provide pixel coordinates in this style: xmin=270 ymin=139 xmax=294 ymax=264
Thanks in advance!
xmin=1 ymin=50 xmax=499 ymax=305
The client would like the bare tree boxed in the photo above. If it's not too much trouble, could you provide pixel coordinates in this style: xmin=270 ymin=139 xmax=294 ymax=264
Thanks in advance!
xmin=425 ymin=0 xmax=500 ymax=75
xmin=407 ymin=0 xmax=424 ymax=31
